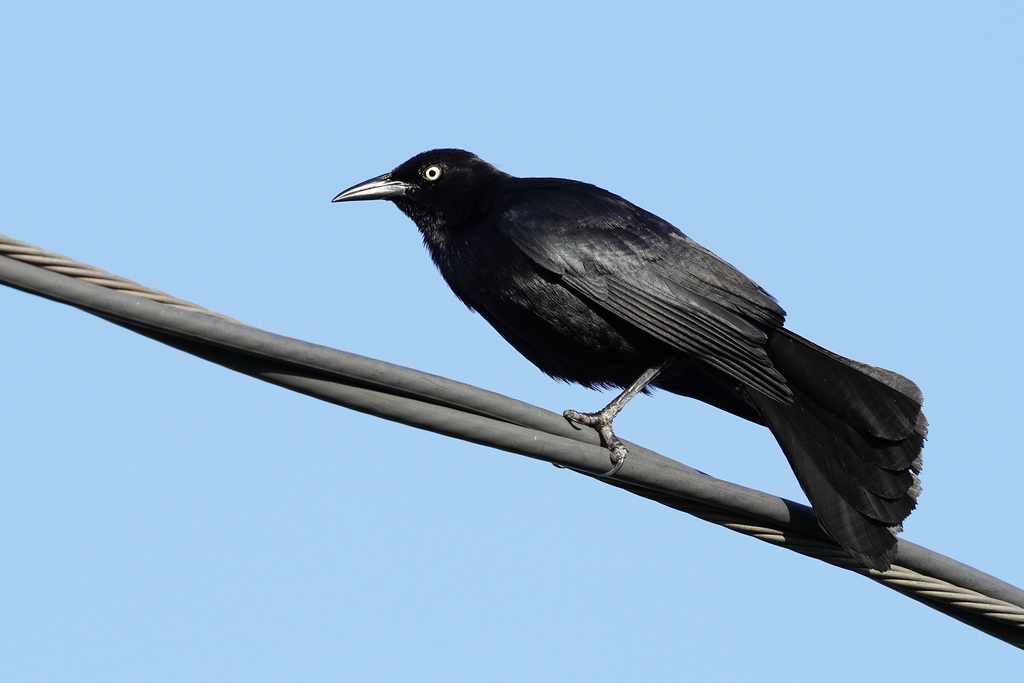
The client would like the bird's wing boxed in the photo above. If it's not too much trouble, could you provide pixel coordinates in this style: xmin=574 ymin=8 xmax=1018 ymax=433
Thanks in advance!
xmin=496 ymin=184 xmax=792 ymax=401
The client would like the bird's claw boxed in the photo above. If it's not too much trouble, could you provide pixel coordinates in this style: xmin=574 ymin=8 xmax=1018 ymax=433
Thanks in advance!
xmin=563 ymin=409 xmax=585 ymax=431
xmin=563 ymin=408 xmax=628 ymax=477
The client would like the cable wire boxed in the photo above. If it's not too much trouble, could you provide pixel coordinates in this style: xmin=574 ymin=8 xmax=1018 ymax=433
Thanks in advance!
xmin=2 ymin=233 xmax=1022 ymax=649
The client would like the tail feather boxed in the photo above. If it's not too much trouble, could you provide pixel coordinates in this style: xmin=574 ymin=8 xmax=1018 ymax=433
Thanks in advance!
xmin=757 ymin=385 xmax=918 ymax=525
xmin=793 ymin=395 xmax=921 ymax=499
xmin=750 ymin=330 xmax=926 ymax=571
xmin=757 ymin=403 xmax=905 ymax=570
xmin=768 ymin=330 xmax=923 ymax=441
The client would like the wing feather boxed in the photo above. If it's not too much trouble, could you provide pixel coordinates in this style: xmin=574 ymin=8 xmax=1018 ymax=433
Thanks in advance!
xmin=497 ymin=183 xmax=791 ymax=402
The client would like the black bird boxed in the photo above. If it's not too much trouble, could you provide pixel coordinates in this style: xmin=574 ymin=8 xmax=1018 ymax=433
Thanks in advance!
xmin=332 ymin=149 xmax=926 ymax=571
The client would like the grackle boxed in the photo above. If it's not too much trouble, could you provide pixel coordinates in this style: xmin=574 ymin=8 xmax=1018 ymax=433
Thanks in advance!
xmin=333 ymin=149 xmax=926 ymax=571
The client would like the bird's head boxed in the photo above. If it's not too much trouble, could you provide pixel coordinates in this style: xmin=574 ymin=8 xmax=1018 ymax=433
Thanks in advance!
xmin=332 ymin=149 xmax=507 ymax=234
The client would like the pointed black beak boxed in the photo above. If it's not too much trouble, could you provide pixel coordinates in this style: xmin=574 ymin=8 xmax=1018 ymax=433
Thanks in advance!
xmin=332 ymin=172 xmax=413 ymax=203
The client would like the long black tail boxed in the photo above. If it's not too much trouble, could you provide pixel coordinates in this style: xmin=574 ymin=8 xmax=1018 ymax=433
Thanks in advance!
xmin=748 ymin=329 xmax=926 ymax=571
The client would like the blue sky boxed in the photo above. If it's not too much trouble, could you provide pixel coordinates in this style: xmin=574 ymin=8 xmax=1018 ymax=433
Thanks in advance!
xmin=3 ymin=2 xmax=1022 ymax=679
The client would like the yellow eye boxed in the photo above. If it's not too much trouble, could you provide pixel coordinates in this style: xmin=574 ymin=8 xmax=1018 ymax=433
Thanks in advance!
xmin=422 ymin=165 xmax=443 ymax=182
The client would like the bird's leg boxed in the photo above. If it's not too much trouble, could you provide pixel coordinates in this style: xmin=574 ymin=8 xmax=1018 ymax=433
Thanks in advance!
xmin=563 ymin=358 xmax=673 ymax=476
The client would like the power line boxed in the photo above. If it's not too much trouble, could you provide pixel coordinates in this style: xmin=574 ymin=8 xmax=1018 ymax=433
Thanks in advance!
xmin=3 ymin=233 xmax=1022 ymax=648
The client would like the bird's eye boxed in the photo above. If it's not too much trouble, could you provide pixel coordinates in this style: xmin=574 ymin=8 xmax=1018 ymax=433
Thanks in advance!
xmin=422 ymin=165 xmax=443 ymax=182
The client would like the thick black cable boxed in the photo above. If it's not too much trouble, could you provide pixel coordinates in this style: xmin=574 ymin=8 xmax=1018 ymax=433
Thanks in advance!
xmin=2 ymin=245 xmax=1022 ymax=648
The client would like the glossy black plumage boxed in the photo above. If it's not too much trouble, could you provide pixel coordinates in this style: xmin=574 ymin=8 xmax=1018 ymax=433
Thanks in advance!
xmin=333 ymin=149 xmax=926 ymax=571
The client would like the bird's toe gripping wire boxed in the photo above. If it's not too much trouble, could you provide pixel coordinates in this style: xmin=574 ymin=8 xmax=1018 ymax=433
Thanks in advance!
xmin=563 ymin=406 xmax=630 ymax=477
xmin=560 ymin=359 xmax=673 ymax=478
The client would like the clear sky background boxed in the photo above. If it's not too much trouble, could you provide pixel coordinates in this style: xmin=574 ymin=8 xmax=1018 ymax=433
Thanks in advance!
xmin=3 ymin=2 xmax=1022 ymax=680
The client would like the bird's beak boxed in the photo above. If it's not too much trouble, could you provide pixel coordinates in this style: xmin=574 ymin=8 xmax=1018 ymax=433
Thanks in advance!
xmin=332 ymin=173 xmax=412 ymax=203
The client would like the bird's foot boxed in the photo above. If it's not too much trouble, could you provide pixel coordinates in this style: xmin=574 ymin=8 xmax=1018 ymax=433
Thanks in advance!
xmin=563 ymin=408 xmax=628 ymax=477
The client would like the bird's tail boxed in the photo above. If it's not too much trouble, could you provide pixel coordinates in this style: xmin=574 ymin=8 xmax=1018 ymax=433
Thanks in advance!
xmin=748 ymin=329 xmax=927 ymax=571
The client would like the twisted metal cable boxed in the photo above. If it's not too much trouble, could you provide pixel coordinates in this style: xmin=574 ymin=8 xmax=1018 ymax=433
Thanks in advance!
xmin=695 ymin=507 xmax=1024 ymax=627
xmin=2 ymin=232 xmax=1022 ymax=648
xmin=605 ymin=480 xmax=1024 ymax=641
xmin=0 ymin=235 xmax=236 ymax=320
